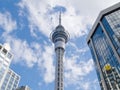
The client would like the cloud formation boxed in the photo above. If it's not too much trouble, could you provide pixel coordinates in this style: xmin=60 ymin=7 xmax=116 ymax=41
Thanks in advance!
xmin=64 ymin=58 xmax=94 ymax=85
xmin=18 ymin=0 xmax=120 ymax=39
xmin=0 ymin=11 xmax=17 ymax=33
xmin=18 ymin=0 xmax=92 ymax=38
xmin=38 ymin=45 xmax=55 ymax=83
xmin=3 ymin=35 xmax=39 ymax=67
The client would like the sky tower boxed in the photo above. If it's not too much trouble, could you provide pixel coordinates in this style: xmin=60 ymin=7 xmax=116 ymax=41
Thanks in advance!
xmin=50 ymin=12 xmax=69 ymax=90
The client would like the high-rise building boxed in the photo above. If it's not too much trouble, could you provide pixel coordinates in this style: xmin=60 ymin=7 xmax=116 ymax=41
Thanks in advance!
xmin=1 ymin=68 xmax=20 ymax=90
xmin=16 ymin=86 xmax=30 ymax=90
xmin=103 ymin=64 xmax=120 ymax=89
xmin=87 ymin=2 xmax=120 ymax=90
xmin=50 ymin=13 xmax=69 ymax=90
xmin=0 ymin=43 xmax=13 ymax=87
xmin=0 ymin=43 xmax=20 ymax=90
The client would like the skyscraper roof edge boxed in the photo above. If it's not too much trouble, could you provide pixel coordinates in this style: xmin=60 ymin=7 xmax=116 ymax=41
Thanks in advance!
xmin=87 ymin=2 xmax=120 ymax=43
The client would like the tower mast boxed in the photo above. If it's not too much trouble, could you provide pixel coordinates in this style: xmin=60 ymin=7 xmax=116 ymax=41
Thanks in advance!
xmin=59 ymin=11 xmax=61 ymax=25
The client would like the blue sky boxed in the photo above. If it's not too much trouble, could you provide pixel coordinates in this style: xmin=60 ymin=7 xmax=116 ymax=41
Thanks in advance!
xmin=0 ymin=0 xmax=119 ymax=90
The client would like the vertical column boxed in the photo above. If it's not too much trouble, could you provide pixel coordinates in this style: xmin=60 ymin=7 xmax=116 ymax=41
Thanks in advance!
xmin=55 ymin=48 xmax=64 ymax=90
xmin=90 ymin=39 xmax=108 ymax=90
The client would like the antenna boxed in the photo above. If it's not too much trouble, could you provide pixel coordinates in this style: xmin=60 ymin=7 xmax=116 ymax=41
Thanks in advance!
xmin=59 ymin=11 xmax=61 ymax=25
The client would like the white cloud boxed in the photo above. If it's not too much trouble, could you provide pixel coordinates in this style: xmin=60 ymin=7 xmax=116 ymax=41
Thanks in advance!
xmin=38 ymin=45 xmax=55 ymax=83
xmin=38 ymin=82 xmax=42 ymax=87
xmin=76 ymin=79 xmax=100 ymax=90
xmin=68 ymin=0 xmax=120 ymax=16
xmin=18 ymin=0 xmax=53 ymax=38
xmin=69 ymin=42 xmax=88 ymax=54
xmin=0 ymin=11 xmax=17 ymax=33
xmin=64 ymin=56 xmax=94 ymax=85
xmin=81 ymin=82 xmax=90 ymax=90
xmin=2 ymin=35 xmax=40 ymax=67
xmin=63 ymin=7 xmax=91 ymax=38
xmin=18 ymin=0 xmax=91 ymax=38
xmin=18 ymin=0 xmax=120 ymax=39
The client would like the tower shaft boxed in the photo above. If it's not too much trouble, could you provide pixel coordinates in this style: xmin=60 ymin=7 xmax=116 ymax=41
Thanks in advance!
xmin=55 ymin=48 xmax=64 ymax=90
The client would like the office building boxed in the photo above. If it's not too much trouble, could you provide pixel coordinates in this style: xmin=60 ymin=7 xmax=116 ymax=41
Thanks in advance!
xmin=0 ymin=43 xmax=13 ymax=88
xmin=1 ymin=68 xmax=20 ymax=90
xmin=50 ymin=13 xmax=69 ymax=90
xmin=103 ymin=63 xmax=120 ymax=89
xmin=87 ymin=2 xmax=120 ymax=90
xmin=0 ymin=43 xmax=20 ymax=90
xmin=16 ymin=86 xmax=30 ymax=90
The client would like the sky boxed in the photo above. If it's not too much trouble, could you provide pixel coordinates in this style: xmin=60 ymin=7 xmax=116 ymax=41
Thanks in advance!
xmin=0 ymin=0 xmax=120 ymax=90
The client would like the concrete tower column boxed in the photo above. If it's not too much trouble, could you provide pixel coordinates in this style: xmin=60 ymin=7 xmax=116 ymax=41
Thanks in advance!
xmin=50 ymin=12 xmax=69 ymax=90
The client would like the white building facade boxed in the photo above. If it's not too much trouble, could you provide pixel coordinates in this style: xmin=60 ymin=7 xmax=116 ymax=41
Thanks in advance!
xmin=16 ymin=86 xmax=30 ymax=90
xmin=0 ymin=43 xmax=20 ymax=90
xmin=1 ymin=69 xmax=20 ymax=90
xmin=0 ymin=44 xmax=13 ymax=88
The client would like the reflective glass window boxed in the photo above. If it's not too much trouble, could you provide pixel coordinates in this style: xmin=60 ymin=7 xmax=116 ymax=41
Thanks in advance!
xmin=7 ymin=53 xmax=12 ymax=59
xmin=92 ymin=25 xmax=119 ymax=69
xmin=0 ymin=45 xmax=2 ymax=50
xmin=103 ymin=10 xmax=120 ymax=56
xmin=2 ymin=48 xmax=7 ymax=55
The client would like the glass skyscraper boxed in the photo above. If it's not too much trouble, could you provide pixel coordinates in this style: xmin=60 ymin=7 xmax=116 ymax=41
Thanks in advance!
xmin=87 ymin=2 xmax=120 ymax=90
xmin=0 ymin=43 xmax=20 ymax=90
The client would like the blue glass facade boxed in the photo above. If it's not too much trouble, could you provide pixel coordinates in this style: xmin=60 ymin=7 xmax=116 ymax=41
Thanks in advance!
xmin=87 ymin=3 xmax=120 ymax=90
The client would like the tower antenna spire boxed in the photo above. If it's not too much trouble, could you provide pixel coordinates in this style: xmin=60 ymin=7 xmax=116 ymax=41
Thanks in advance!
xmin=59 ymin=11 xmax=61 ymax=25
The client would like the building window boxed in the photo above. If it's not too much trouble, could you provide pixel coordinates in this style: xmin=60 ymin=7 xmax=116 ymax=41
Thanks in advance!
xmin=15 ymin=80 xmax=18 ymax=84
xmin=16 ymin=76 xmax=19 ymax=80
xmin=2 ymin=48 xmax=7 ymax=55
xmin=58 ymin=72 xmax=59 ymax=76
xmin=12 ymin=73 xmax=15 ymax=77
xmin=7 ymin=53 xmax=12 ymax=59
xmin=58 ymin=68 xmax=60 ymax=71
xmin=0 ymin=45 xmax=2 ymax=50
xmin=61 ymin=83 xmax=63 ymax=87
xmin=61 ymin=73 xmax=63 ymax=77
xmin=61 ymin=78 xmax=63 ymax=81
xmin=1 ymin=86 xmax=5 ymax=90
xmin=61 ymin=68 xmax=63 ymax=72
